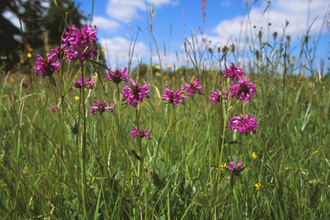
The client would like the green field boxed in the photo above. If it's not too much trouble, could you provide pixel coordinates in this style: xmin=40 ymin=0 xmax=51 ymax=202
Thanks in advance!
xmin=1 ymin=3 xmax=330 ymax=220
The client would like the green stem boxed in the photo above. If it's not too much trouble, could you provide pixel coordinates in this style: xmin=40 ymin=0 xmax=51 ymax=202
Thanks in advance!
xmin=81 ymin=62 xmax=88 ymax=218
xmin=135 ymin=107 xmax=143 ymax=188
xmin=188 ymin=97 xmax=194 ymax=170
xmin=76 ymin=83 xmax=82 ymax=214
xmin=117 ymin=84 xmax=121 ymax=126
xmin=217 ymin=101 xmax=227 ymax=181
xmin=236 ymin=102 xmax=244 ymax=166
xmin=161 ymin=104 xmax=174 ymax=178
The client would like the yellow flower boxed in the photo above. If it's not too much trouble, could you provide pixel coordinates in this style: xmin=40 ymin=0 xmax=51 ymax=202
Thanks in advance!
xmin=175 ymin=67 xmax=178 ymax=71
xmin=220 ymin=163 xmax=227 ymax=171
xmin=179 ymin=70 xmax=183 ymax=74
xmin=10 ymin=78 xmax=15 ymax=83
xmin=74 ymin=96 xmax=80 ymax=101
xmin=46 ymin=53 xmax=50 ymax=57
xmin=252 ymin=152 xmax=257 ymax=159
xmin=101 ymin=48 xmax=105 ymax=52
xmin=28 ymin=48 xmax=33 ymax=52
xmin=84 ymin=88 xmax=87 ymax=91
xmin=172 ymin=76 xmax=175 ymax=81
xmin=255 ymin=183 xmax=261 ymax=190
xmin=167 ymin=64 xmax=171 ymax=68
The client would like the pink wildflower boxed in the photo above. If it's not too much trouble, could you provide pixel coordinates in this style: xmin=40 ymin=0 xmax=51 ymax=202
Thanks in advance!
xmin=228 ymin=113 xmax=259 ymax=135
xmin=122 ymin=78 xmax=150 ymax=109
xmin=34 ymin=50 xmax=60 ymax=81
xmin=107 ymin=68 xmax=128 ymax=84
xmin=162 ymin=86 xmax=187 ymax=107
xmin=229 ymin=76 xmax=257 ymax=103
xmin=223 ymin=63 xmax=244 ymax=82
xmin=90 ymin=99 xmax=114 ymax=115
xmin=62 ymin=25 xmax=98 ymax=62
xmin=74 ymin=76 xmax=94 ymax=89
xmin=226 ymin=160 xmax=242 ymax=172
xmin=209 ymin=90 xmax=228 ymax=104
xmin=183 ymin=78 xmax=203 ymax=97
xmin=47 ymin=106 xmax=56 ymax=113
xmin=132 ymin=124 xmax=152 ymax=140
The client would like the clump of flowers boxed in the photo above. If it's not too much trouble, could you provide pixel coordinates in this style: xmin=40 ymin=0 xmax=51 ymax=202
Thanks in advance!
xmin=90 ymin=99 xmax=114 ymax=115
xmin=183 ymin=78 xmax=203 ymax=97
xmin=50 ymin=46 xmax=64 ymax=60
xmin=62 ymin=24 xmax=98 ymax=62
xmin=223 ymin=63 xmax=244 ymax=82
xmin=228 ymin=113 xmax=259 ymax=135
xmin=229 ymin=76 xmax=257 ymax=103
xmin=162 ymin=86 xmax=187 ymax=107
xmin=209 ymin=90 xmax=228 ymax=104
xmin=122 ymin=78 xmax=150 ymax=109
xmin=107 ymin=68 xmax=128 ymax=84
xmin=132 ymin=124 xmax=152 ymax=140
xmin=226 ymin=160 xmax=242 ymax=172
xmin=34 ymin=49 xmax=60 ymax=83
xmin=74 ymin=76 xmax=94 ymax=89
xmin=47 ymin=106 xmax=56 ymax=113
xmin=254 ymin=183 xmax=262 ymax=190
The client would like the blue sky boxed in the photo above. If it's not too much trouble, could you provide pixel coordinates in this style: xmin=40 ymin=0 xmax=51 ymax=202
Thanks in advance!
xmin=5 ymin=0 xmax=330 ymax=72
xmin=76 ymin=0 xmax=330 ymax=72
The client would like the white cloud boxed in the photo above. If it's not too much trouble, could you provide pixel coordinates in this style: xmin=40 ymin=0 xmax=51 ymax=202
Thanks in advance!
xmin=106 ymin=0 xmax=178 ymax=23
xmin=93 ymin=16 xmax=121 ymax=32
xmin=100 ymin=37 xmax=150 ymax=67
xmin=212 ymin=0 xmax=329 ymax=45
xmin=220 ymin=0 xmax=231 ymax=7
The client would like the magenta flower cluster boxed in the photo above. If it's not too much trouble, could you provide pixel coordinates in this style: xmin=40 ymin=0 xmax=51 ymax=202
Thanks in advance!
xmin=62 ymin=25 xmax=98 ymax=62
xmin=34 ymin=25 xmax=98 ymax=85
xmin=34 ymin=47 xmax=60 ymax=80
xmin=183 ymin=79 xmax=203 ymax=97
xmin=209 ymin=90 xmax=228 ymax=104
xmin=223 ymin=63 xmax=244 ymax=82
xmin=229 ymin=76 xmax=257 ymax=103
xmin=122 ymin=79 xmax=150 ymax=109
xmin=47 ymin=106 xmax=56 ymax=114
xmin=228 ymin=113 xmax=259 ymax=136
xmin=107 ymin=68 xmax=128 ymax=84
xmin=90 ymin=99 xmax=115 ymax=115
xmin=132 ymin=124 xmax=152 ymax=140
xmin=208 ymin=63 xmax=259 ymax=136
xmin=226 ymin=160 xmax=242 ymax=172
xmin=162 ymin=86 xmax=187 ymax=107
xmin=74 ymin=76 xmax=94 ymax=89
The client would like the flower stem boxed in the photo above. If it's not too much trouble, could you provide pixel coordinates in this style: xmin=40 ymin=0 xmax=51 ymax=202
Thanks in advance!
xmin=80 ymin=62 xmax=88 ymax=218
xmin=76 ymin=80 xmax=82 ymax=213
xmin=236 ymin=102 xmax=244 ymax=166
xmin=136 ymin=108 xmax=142 ymax=186
xmin=216 ymin=101 xmax=227 ymax=181
xmin=117 ymin=84 xmax=121 ymax=126
xmin=161 ymin=104 xmax=174 ymax=178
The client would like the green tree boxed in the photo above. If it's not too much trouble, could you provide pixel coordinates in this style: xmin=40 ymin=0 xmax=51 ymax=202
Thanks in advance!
xmin=21 ymin=0 xmax=46 ymax=49
xmin=44 ymin=0 xmax=86 ymax=45
xmin=0 ymin=0 xmax=22 ymax=67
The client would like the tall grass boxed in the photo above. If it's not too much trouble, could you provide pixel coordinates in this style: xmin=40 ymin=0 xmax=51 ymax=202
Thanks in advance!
xmin=0 ymin=2 xmax=330 ymax=220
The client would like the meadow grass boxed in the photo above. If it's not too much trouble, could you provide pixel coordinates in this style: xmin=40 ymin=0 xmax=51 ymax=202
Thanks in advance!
xmin=1 ymin=4 xmax=330 ymax=220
